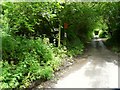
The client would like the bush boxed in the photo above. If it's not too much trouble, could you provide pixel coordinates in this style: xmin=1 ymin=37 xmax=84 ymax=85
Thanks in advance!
xmin=1 ymin=35 xmax=64 ymax=88
xmin=106 ymin=38 xmax=120 ymax=53
xmin=67 ymin=39 xmax=84 ymax=57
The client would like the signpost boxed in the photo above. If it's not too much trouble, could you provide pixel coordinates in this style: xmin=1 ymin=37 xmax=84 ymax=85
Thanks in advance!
xmin=64 ymin=22 xmax=68 ymax=46
xmin=55 ymin=22 xmax=68 ymax=47
xmin=64 ymin=23 xmax=68 ymax=29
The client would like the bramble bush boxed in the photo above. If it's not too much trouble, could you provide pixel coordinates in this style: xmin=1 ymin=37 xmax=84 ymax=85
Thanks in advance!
xmin=1 ymin=33 xmax=65 ymax=88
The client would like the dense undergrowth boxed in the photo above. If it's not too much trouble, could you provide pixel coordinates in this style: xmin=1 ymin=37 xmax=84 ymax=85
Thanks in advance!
xmin=1 ymin=2 xmax=85 ymax=88
xmin=1 ymin=31 xmax=84 ymax=88
xmin=106 ymin=38 xmax=120 ymax=53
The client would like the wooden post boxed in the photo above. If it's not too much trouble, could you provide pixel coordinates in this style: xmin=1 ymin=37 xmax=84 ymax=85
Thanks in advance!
xmin=58 ymin=25 xmax=61 ymax=47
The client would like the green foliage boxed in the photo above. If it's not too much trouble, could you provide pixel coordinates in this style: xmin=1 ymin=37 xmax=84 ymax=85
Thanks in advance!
xmin=1 ymin=2 xmax=119 ymax=89
xmin=99 ymin=31 xmax=108 ymax=38
xmin=2 ymin=34 xmax=54 ymax=63
xmin=59 ymin=3 xmax=100 ymax=44
xmin=2 ymin=2 xmax=63 ymax=37
xmin=100 ymin=2 xmax=120 ymax=52
xmin=1 ymin=34 xmax=65 ymax=88
xmin=67 ymin=38 xmax=84 ymax=57
xmin=40 ymin=66 xmax=53 ymax=80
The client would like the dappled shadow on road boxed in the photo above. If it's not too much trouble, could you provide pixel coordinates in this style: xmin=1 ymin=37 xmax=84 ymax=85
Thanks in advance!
xmin=89 ymin=38 xmax=118 ymax=64
xmin=53 ymin=38 xmax=118 ymax=88
xmin=83 ymin=38 xmax=118 ymax=88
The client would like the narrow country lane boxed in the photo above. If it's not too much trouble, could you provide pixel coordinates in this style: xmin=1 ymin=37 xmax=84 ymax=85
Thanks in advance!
xmin=53 ymin=38 xmax=119 ymax=88
xmin=2 ymin=2 xmax=120 ymax=89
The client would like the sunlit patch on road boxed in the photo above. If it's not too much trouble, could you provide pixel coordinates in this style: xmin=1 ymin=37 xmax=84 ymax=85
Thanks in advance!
xmin=54 ymin=39 xmax=118 ymax=88
xmin=54 ymin=60 xmax=118 ymax=88
xmin=54 ymin=61 xmax=92 ymax=88
xmin=104 ymin=62 xmax=118 ymax=88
